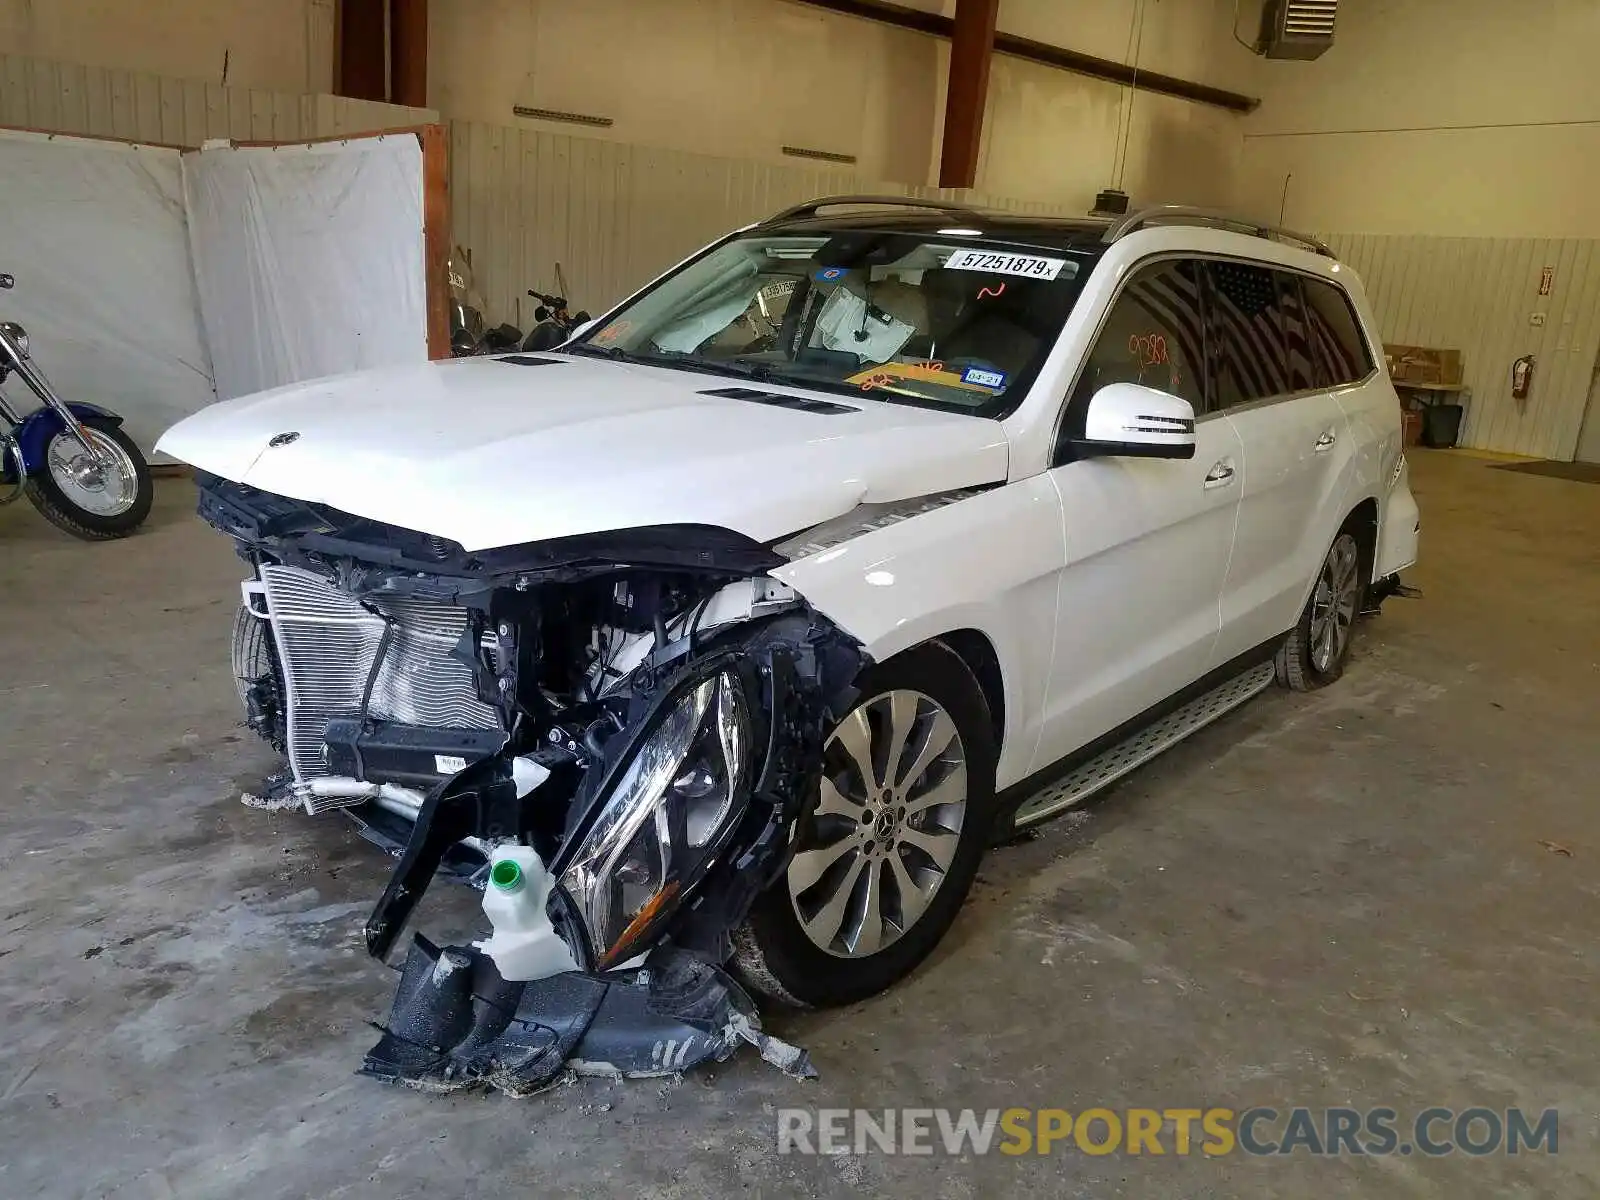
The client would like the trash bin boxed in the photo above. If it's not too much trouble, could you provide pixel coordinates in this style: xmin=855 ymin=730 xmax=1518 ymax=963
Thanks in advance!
xmin=1422 ymin=403 xmax=1464 ymax=449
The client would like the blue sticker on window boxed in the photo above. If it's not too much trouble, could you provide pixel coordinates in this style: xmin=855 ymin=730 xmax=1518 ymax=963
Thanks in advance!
xmin=961 ymin=365 xmax=1008 ymax=390
xmin=815 ymin=267 xmax=847 ymax=283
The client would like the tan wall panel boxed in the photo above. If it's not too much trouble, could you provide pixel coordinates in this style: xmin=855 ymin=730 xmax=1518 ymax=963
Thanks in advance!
xmin=0 ymin=53 xmax=433 ymax=146
xmin=444 ymin=116 xmax=1082 ymax=333
xmin=1329 ymin=233 xmax=1600 ymax=461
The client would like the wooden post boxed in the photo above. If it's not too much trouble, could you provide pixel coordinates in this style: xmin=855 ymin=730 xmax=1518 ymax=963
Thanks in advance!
xmin=938 ymin=0 xmax=1000 ymax=189
xmin=389 ymin=0 xmax=428 ymax=109
xmin=418 ymin=124 xmax=452 ymax=360
xmin=336 ymin=0 xmax=388 ymax=102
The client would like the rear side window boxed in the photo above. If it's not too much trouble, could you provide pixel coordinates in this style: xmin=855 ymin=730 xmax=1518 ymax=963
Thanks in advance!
xmin=1069 ymin=259 xmax=1208 ymax=414
xmin=1276 ymin=273 xmax=1319 ymax=394
xmin=1205 ymin=261 xmax=1289 ymax=408
xmin=1303 ymin=277 xmax=1375 ymax=387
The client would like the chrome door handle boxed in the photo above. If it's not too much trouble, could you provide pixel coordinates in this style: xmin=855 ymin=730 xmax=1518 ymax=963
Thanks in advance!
xmin=1315 ymin=430 xmax=1338 ymax=452
xmin=1203 ymin=461 xmax=1236 ymax=489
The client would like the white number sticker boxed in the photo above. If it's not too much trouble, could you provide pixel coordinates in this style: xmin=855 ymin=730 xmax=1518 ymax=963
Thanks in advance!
xmin=435 ymin=754 xmax=468 ymax=774
xmin=944 ymin=249 xmax=1071 ymax=280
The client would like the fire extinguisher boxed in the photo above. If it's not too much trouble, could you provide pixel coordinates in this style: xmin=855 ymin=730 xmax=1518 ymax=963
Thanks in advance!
xmin=1512 ymin=354 xmax=1535 ymax=401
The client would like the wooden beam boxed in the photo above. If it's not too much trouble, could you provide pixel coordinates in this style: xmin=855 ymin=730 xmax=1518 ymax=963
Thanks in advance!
xmin=336 ymin=0 xmax=388 ymax=102
xmin=788 ymin=0 xmax=1259 ymax=114
xmin=418 ymin=124 xmax=453 ymax=360
xmin=939 ymin=0 xmax=999 ymax=188
xmin=389 ymin=0 xmax=428 ymax=109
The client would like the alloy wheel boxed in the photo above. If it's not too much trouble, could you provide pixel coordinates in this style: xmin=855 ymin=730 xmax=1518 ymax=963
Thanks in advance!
xmin=787 ymin=689 xmax=968 ymax=958
xmin=1309 ymin=533 xmax=1361 ymax=673
xmin=45 ymin=427 xmax=140 ymax=517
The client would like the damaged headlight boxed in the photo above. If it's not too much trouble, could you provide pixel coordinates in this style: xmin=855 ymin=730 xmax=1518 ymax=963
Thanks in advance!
xmin=559 ymin=670 xmax=753 ymax=969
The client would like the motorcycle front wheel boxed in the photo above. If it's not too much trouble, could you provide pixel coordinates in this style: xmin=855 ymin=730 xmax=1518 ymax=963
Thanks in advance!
xmin=24 ymin=417 xmax=153 ymax=540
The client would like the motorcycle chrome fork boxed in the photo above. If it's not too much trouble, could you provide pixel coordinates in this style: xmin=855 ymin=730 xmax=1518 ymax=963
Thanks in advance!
xmin=0 ymin=330 xmax=109 ymax=468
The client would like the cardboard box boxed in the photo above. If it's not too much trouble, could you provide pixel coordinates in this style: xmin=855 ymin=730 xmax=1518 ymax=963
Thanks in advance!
xmin=1384 ymin=344 xmax=1464 ymax=387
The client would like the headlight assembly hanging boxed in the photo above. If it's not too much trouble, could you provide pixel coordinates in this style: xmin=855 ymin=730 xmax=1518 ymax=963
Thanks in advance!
xmin=558 ymin=668 xmax=755 ymax=969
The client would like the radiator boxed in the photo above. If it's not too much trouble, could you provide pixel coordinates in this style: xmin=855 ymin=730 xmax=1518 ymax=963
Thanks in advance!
xmin=258 ymin=564 xmax=503 ymax=788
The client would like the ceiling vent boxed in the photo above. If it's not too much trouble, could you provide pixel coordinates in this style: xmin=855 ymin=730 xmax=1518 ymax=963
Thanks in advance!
xmin=1257 ymin=0 xmax=1338 ymax=59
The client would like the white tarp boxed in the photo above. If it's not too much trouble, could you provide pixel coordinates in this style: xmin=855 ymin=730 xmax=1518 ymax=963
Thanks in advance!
xmin=183 ymin=136 xmax=429 ymax=401
xmin=0 ymin=129 xmax=215 ymax=455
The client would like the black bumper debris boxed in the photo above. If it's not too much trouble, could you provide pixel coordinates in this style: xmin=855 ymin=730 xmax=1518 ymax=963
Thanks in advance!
xmin=361 ymin=938 xmax=815 ymax=1095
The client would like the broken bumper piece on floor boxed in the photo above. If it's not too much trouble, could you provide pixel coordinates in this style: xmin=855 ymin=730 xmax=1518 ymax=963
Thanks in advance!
xmin=361 ymin=938 xmax=814 ymax=1095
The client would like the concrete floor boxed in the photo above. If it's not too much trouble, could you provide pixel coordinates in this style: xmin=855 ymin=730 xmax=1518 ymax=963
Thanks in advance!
xmin=1 ymin=449 xmax=1595 ymax=1198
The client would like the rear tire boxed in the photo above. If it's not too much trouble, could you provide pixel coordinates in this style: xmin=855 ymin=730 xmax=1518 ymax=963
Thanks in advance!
xmin=1276 ymin=529 xmax=1365 ymax=691
xmin=23 ymin=418 xmax=152 ymax=540
xmin=732 ymin=643 xmax=997 ymax=1008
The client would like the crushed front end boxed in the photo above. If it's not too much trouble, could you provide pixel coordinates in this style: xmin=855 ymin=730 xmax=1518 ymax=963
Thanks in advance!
xmin=199 ymin=473 xmax=863 ymax=1093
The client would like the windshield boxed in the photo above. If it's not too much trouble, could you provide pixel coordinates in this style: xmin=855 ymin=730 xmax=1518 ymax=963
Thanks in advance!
xmin=570 ymin=230 xmax=1094 ymax=415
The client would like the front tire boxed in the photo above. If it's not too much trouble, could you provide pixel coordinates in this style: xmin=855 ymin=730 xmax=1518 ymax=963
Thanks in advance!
xmin=24 ymin=418 xmax=152 ymax=540
xmin=733 ymin=643 xmax=997 ymax=1008
xmin=1276 ymin=530 xmax=1364 ymax=691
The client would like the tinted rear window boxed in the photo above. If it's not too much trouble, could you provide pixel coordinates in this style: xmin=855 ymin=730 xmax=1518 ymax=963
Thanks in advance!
xmin=1277 ymin=274 xmax=1319 ymax=395
xmin=1304 ymin=277 xmax=1375 ymax=388
xmin=1206 ymin=261 xmax=1289 ymax=408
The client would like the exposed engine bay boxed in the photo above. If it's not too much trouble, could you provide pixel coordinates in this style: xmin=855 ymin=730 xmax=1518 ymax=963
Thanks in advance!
xmin=199 ymin=472 xmax=865 ymax=1093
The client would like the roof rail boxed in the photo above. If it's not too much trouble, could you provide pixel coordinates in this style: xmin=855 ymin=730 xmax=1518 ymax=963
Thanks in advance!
xmin=1105 ymin=205 xmax=1334 ymax=258
xmin=760 ymin=194 xmax=986 ymax=226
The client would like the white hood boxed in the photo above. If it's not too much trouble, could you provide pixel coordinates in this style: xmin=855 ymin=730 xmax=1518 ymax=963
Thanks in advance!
xmin=157 ymin=354 xmax=1010 ymax=551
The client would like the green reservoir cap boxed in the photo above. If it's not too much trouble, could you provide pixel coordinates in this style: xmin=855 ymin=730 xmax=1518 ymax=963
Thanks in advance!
xmin=490 ymin=858 xmax=524 ymax=892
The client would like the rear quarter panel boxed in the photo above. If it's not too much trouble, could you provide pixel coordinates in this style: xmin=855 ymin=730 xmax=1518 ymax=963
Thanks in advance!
xmin=1330 ymin=270 xmax=1416 ymax=577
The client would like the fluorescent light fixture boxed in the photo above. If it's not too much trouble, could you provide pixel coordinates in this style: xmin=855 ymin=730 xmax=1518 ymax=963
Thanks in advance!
xmin=938 ymin=227 xmax=984 ymax=237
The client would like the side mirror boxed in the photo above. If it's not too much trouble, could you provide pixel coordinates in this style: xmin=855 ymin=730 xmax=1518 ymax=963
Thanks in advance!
xmin=1071 ymin=382 xmax=1196 ymax=460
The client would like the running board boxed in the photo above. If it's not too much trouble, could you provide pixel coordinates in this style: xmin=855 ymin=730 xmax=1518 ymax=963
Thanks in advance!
xmin=1011 ymin=661 xmax=1277 ymax=829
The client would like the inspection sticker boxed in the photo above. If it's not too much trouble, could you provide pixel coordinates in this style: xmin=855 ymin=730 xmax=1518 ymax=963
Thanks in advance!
xmin=435 ymin=754 xmax=468 ymax=774
xmin=944 ymin=249 xmax=1072 ymax=280
xmin=961 ymin=366 xmax=1008 ymax=389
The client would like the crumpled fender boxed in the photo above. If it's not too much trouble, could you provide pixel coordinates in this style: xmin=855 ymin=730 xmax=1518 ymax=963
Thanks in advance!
xmin=6 ymin=402 xmax=124 ymax=475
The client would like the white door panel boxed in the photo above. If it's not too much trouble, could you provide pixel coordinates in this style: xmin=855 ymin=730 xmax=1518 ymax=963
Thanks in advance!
xmin=1033 ymin=416 xmax=1243 ymax=775
xmin=1213 ymin=393 xmax=1354 ymax=664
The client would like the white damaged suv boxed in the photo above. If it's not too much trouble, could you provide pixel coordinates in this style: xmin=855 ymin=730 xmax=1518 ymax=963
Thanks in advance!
xmin=159 ymin=198 xmax=1419 ymax=1087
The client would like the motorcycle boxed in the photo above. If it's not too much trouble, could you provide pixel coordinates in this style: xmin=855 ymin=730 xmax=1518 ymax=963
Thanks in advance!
xmin=448 ymin=247 xmax=522 ymax=357
xmin=521 ymin=263 xmax=591 ymax=351
xmin=0 ymin=272 xmax=153 ymax=539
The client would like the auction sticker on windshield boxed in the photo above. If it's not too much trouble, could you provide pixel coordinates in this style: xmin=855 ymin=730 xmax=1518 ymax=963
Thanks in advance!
xmin=944 ymin=249 xmax=1073 ymax=281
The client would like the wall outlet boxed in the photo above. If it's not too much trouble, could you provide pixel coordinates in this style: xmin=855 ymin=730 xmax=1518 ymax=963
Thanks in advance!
xmin=1530 ymin=312 xmax=1547 ymax=327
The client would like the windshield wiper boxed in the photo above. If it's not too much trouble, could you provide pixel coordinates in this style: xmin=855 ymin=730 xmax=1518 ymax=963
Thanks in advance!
xmin=621 ymin=351 xmax=780 ymax=384
xmin=566 ymin=343 xmax=775 ymax=383
xmin=565 ymin=342 xmax=628 ymax=361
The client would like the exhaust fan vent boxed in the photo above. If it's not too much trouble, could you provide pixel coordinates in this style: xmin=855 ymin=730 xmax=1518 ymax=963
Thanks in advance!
xmin=1258 ymin=0 xmax=1338 ymax=60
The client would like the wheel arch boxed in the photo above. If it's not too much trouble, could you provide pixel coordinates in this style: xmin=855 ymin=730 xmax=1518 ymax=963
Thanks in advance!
xmin=1343 ymin=494 xmax=1380 ymax=583
xmin=930 ymin=628 xmax=1006 ymax=753
xmin=12 ymin=401 xmax=124 ymax=472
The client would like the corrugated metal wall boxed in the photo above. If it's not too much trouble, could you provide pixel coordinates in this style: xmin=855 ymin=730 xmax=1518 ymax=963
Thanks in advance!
xmin=0 ymin=53 xmax=434 ymax=146
xmin=447 ymin=118 xmax=1079 ymax=335
xmin=1324 ymin=233 xmax=1600 ymax=461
